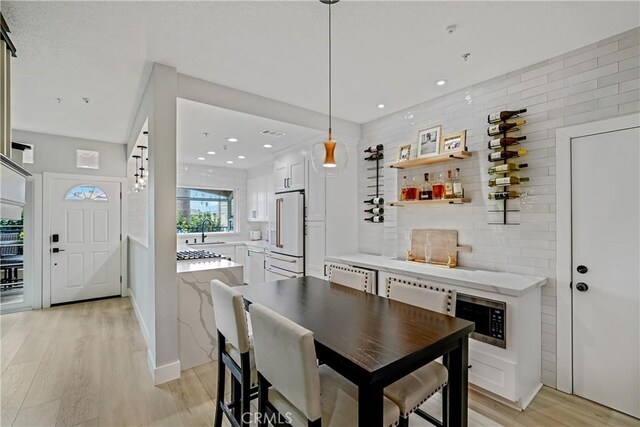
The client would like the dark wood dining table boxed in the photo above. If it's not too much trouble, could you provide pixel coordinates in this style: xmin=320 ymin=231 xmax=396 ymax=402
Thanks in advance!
xmin=239 ymin=276 xmax=475 ymax=427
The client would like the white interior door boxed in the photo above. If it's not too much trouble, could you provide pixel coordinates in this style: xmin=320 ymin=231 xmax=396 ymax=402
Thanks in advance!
xmin=571 ymin=126 xmax=640 ymax=418
xmin=49 ymin=178 xmax=122 ymax=304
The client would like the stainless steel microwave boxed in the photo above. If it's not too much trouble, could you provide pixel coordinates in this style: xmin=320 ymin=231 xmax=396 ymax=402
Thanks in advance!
xmin=455 ymin=293 xmax=507 ymax=348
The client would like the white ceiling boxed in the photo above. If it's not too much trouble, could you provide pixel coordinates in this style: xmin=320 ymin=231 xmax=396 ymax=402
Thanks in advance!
xmin=177 ymin=98 xmax=323 ymax=169
xmin=5 ymin=1 xmax=639 ymax=144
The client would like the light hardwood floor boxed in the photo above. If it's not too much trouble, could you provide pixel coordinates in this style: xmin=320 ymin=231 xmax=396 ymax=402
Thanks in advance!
xmin=1 ymin=297 xmax=638 ymax=427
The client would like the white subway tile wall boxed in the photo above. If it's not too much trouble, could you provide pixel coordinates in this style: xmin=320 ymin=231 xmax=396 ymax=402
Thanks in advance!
xmin=358 ymin=27 xmax=639 ymax=388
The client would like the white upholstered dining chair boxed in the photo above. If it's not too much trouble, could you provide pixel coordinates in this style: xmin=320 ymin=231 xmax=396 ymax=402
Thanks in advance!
xmin=327 ymin=263 xmax=375 ymax=293
xmin=249 ymin=302 xmax=401 ymax=427
xmin=210 ymin=280 xmax=257 ymax=427
xmin=384 ymin=277 xmax=457 ymax=427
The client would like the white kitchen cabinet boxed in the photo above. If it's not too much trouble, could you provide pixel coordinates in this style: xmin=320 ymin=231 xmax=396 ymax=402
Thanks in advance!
xmin=246 ymin=247 xmax=266 ymax=285
xmin=305 ymin=221 xmax=326 ymax=279
xmin=234 ymin=245 xmax=246 ymax=282
xmin=247 ymin=175 xmax=268 ymax=222
xmin=274 ymin=153 xmax=305 ymax=192
xmin=305 ymin=158 xmax=325 ymax=221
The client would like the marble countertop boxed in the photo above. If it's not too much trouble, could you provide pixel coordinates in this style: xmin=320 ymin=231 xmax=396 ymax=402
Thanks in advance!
xmin=325 ymin=253 xmax=547 ymax=297
xmin=180 ymin=240 xmax=271 ymax=251
xmin=177 ymin=258 xmax=242 ymax=274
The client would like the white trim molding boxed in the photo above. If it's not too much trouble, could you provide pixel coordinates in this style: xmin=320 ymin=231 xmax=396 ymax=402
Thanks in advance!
xmin=147 ymin=351 xmax=181 ymax=385
xmin=555 ymin=114 xmax=640 ymax=393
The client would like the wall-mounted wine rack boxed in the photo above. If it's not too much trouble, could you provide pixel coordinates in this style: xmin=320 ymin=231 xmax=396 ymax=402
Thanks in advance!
xmin=363 ymin=145 xmax=384 ymax=223
xmin=487 ymin=109 xmax=528 ymax=225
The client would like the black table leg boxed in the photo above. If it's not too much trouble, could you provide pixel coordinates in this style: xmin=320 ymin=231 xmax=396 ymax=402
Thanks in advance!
xmin=445 ymin=336 xmax=469 ymax=427
xmin=358 ymin=384 xmax=383 ymax=427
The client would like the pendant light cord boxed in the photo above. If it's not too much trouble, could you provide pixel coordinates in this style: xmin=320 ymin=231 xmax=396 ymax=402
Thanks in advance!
xmin=328 ymin=1 xmax=332 ymax=135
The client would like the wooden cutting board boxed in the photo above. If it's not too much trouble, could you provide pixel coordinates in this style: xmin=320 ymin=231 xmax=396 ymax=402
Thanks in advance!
xmin=410 ymin=229 xmax=468 ymax=267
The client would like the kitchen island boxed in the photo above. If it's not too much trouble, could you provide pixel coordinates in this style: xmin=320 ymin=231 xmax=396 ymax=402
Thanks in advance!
xmin=177 ymin=258 xmax=243 ymax=370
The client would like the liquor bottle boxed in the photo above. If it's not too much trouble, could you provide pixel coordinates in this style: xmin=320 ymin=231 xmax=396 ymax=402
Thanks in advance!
xmin=488 ymin=176 xmax=530 ymax=187
xmin=364 ymin=197 xmax=384 ymax=205
xmin=488 ymin=191 xmax=523 ymax=200
xmin=488 ymin=163 xmax=528 ymax=175
xmin=487 ymin=109 xmax=527 ymax=124
xmin=444 ymin=170 xmax=455 ymax=199
xmin=419 ymin=173 xmax=433 ymax=200
xmin=487 ymin=120 xmax=526 ymax=136
xmin=400 ymin=176 xmax=409 ymax=201
xmin=487 ymin=136 xmax=527 ymax=149
xmin=488 ymin=149 xmax=528 ymax=162
xmin=364 ymin=207 xmax=384 ymax=215
xmin=365 ymin=215 xmax=384 ymax=223
xmin=364 ymin=144 xmax=384 ymax=153
xmin=432 ymin=173 xmax=445 ymax=199
xmin=453 ymin=168 xmax=464 ymax=198
xmin=406 ymin=176 xmax=419 ymax=200
xmin=364 ymin=152 xmax=384 ymax=161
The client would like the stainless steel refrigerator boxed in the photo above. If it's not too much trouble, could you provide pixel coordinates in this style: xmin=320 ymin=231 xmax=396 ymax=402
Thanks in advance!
xmin=267 ymin=190 xmax=304 ymax=280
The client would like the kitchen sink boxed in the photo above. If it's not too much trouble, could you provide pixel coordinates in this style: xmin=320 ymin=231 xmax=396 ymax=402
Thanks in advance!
xmin=187 ymin=241 xmax=227 ymax=245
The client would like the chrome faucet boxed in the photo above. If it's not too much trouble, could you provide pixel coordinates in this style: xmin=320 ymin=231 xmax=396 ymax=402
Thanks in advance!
xmin=200 ymin=218 xmax=212 ymax=242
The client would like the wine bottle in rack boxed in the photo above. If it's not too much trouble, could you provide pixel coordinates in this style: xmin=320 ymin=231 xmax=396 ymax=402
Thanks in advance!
xmin=364 ymin=207 xmax=384 ymax=215
xmin=364 ymin=197 xmax=384 ymax=205
xmin=488 ymin=191 xmax=525 ymax=200
xmin=488 ymin=163 xmax=528 ymax=175
xmin=364 ymin=144 xmax=384 ymax=153
xmin=487 ymin=120 xmax=526 ymax=136
xmin=488 ymin=176 xmax=530 ymax=187
xmin=364 ymin=152 xmax=384 ymax=161
xmin=365 ymin=215 xmax=384 ymax=223
xmin=488 ymin=149 xmax=528 ymax=162
xmin=487 ymin=136 xmax=527 ymax=149
xmin=487 ymin=109 xmax=527 ymax=124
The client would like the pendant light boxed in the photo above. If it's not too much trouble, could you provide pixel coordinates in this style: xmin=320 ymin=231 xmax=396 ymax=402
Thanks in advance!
xmin=131 ymin=155 xmax=141 ymax=192
xmin=311 ymin=0 xmax=348 ymax=177
xmin=137 ymin=146 xmax=147 ymax=188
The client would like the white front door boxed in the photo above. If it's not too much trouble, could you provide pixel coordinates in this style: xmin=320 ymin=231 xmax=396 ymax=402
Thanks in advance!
xmin=49 ymin=178 xmax=122 ymax=304
xmin=571 ymin=126 xmax=640 ymax=418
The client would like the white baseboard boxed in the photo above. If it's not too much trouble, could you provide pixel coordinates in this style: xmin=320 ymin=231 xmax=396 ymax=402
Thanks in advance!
xmin=521 ymin=382 xmax=544 ymax=409
xmin=128 ymin=292 xmax=151 ymax=350
xmin=147 ymin=350 xmax=181 ymax=385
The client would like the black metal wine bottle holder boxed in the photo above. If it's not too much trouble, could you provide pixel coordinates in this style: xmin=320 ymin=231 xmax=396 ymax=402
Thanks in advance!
xmin=364 ymin=146 xmax=384 ymax=223
xmin=488 ymin=112 xmax=527 ymax=225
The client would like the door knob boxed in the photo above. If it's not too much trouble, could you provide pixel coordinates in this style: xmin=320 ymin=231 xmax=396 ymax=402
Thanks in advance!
xmin=575 ymin=282 xmax=589 ymax=292
xmin=577 ymin=265 xmax=588 ymax=274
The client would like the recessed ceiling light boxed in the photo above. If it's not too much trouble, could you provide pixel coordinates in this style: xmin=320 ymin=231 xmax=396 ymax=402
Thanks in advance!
xmin=263 ymin=144 xmax=272 ymax=148
xmin=226 ymin=160 xmax=234 ymax=164
xmin=237 ymin=155 xmax=246 ymax=159
xmin=197 ymin=157 xmax=205 ymax=161
xmin=227 ymin=137 xmax=238 ymax=143
xmin=207 ymin=151 xmax=216 ymax=155
xmin=436 ymin=80 xmax=447 ymax=86
xmin=377 ymin=104 xmax=385 ymax=109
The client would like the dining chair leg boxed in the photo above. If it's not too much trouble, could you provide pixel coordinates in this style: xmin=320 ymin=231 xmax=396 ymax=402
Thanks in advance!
xmin=240 ymin=352 xmax=252 ymax=427
xmin=257 ymin=373 xmax=269 ymax=427
xmin=398 ymin=415 xmax=409 ymax=427
xmin=441 ymin=384 xmax=449 ymax=427
xmin=231 ymin=375 xmax=241 ymax=424
xmin=214 ymin=336 xmax=226 ymax=427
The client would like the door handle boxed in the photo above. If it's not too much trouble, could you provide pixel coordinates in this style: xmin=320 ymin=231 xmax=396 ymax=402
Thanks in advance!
xmin=51 ymin=248 xmax=65 ymax=253
xmin=575 ymin=282 xmax=589 ymax=292
xmin=577 ymin=265 xmax=588 ymax=274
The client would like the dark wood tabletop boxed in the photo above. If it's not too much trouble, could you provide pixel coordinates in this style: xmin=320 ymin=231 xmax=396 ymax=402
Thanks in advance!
xmin=239 ymin=276 xmax=475 ymax=427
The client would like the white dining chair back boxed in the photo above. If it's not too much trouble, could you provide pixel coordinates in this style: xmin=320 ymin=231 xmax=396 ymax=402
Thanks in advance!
xmin=210 ymin=279 xmax=251 ymax=354
xmin=328 ymin=263 xmax=374 ymax=293
xmin=385 ymin=277 xmax=456 ymax=316
xmin=250 ymin=303 xmax=322 ymax=423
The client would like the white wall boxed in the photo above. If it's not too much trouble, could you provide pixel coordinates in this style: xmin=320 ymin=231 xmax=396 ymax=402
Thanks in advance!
xmin=14 ymin=130 xmax=127 ymax=177
xmin=358 ymin=27 xmax=639 ymax=387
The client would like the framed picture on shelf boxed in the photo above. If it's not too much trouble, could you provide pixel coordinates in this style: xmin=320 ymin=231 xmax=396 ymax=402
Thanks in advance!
xmin=417 ymin=125 xmax=442 ymax=158
xmin=441 ymin=130 xmax=467 ymax=154
xmin=397 ymin=144 xmax=412 ymax=161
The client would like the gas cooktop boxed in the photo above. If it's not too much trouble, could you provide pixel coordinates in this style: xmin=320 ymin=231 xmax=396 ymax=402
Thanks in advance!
xmin=176 ymin=250 xmax=229 ymax=261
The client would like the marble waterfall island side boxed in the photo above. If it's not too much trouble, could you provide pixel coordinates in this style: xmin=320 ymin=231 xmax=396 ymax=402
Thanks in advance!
xmin=177 ymin=259 xmax=243 ymax=370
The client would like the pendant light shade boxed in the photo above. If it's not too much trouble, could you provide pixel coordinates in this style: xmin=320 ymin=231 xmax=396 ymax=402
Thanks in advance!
xmin=311 ymin=0 xmax=348 ymax=177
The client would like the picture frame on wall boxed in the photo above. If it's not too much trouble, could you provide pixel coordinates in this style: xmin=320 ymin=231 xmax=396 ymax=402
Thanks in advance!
xmin=417 ymin=125 xmax=442 ymax=158
xmin=441 ymin=130 xmax=467 ymax=154
xmin=397 ymin=144 xmax=412 ymax=161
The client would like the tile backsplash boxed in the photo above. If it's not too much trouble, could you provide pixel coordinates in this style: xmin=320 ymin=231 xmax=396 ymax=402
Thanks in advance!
xmin=358 ymin=27 xmax=639 ymax=387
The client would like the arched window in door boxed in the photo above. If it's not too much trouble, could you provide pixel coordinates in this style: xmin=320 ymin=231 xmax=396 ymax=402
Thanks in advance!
xmin=64 ymin=185 xmax=109 ymax=201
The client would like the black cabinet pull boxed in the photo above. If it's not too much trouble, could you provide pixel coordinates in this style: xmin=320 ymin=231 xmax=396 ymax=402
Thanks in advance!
xmin=577 ymin=265 xmax=588 ymax=274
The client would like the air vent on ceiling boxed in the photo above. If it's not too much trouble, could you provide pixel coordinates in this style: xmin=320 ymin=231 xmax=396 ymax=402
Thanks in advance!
xmin=260 ymin=129 xmax=286 ymax=137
